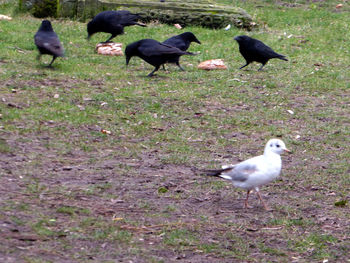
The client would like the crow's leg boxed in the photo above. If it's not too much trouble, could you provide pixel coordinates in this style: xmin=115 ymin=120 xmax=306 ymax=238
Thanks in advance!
xmin=48 ymin=56 xmax=57 ymax=67
xmin=147 ymin=65 xmax=160 ymax=77
xmin=162 ymin=65 xmax=166 ymax=71
xmin=176 ymin=61 xmax=185 ymax=71
xmin=239 ymin=62 xmax=250 ymax=69
xmin=104 ymin=34 xmax=116 ymax=43
xmin=36 ymin=54 xmax=42 ymax=61
xmin=258 ymin=62 xmax=267 ymax=71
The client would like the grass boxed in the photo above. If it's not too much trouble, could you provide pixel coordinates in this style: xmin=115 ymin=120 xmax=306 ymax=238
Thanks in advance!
xmin=0 ymin=0 xmax=349 ymax=262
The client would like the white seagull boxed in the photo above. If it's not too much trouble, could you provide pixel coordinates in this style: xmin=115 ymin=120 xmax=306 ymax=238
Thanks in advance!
xmin=205 ymin=138 xmax=291 ymax=211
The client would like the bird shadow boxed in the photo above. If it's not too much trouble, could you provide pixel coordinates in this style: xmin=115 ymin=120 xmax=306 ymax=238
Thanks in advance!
xmin=35 ymin=63 xmax=60 ymax=70
xmin=146 ymin=74 xmax=171 ymax=80
xmin=129 ymin=72 xmax=171 ymax=80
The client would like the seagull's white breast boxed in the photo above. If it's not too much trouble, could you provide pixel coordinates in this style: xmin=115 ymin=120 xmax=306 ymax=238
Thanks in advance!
xmin=232 ymin=153 xmax=282 ymax=189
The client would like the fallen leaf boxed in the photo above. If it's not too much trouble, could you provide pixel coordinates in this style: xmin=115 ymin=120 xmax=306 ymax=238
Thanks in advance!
xmin=326 ymin=192 xmax=336 ymax=196
xmin=77 ymin=105 xmax=85 ymax=110
xmin=7 ymin=103 xmax=22 ymax=109
xmin=334 ymin=200 xmax=347 ymax=207
xmin=194 ymin=112 xmax=204 ymax=117
xmin=261 ymin=226 xmax=283 ymax=230
xmin=246 ymin=228 xmax=259 ymax=232
xmin=224 ymin=24 xmax=231 ymax=30
xmin=158 ymin=186 xmax=168 ymax=194
xmin=111 ymin=199 xmax=124 ymax=204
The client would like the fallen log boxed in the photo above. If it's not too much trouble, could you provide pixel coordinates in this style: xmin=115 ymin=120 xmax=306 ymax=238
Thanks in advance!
xmin=19 ymin=0 xmax=256 ymax=29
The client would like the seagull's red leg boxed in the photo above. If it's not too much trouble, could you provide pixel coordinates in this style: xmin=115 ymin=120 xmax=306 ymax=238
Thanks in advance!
xmin=256 ymin=191 xmax=271 ymax=211
xmin=244 ymin=190 xmax=252 ymax=209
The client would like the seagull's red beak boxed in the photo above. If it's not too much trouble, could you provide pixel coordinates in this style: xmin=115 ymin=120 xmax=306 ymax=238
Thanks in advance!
xmin=284 ymin=148 xmax=292 ymax=153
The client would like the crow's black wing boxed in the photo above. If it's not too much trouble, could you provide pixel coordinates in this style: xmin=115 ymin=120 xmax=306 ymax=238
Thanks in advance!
xmin=163 ymin=36 xmax=187 ymax=51
xmin=139 ymin=41 xmax=186 ymax=56
xmin=254 ymin=39 xmax=282 ymax=58
xmin=116 ymin=11 xmax=143 ymax=27
xmin=35 ymin=32 xmax=64 ymax=57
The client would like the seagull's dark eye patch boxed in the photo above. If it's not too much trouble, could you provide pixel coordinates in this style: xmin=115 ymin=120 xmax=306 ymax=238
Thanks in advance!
xmin=276 ymin=144 xmax=280 ymax=148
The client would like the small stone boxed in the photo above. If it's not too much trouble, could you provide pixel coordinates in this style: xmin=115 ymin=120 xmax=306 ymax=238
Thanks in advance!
xmin=336 ymin=4 xmax=343 ymax=9
xmin=77 ymin=105 xmax=85 ymax=110
xmin=101 ymin=129 xmax=111 ymax=135
xmin=0 ymin=14 xmax=12 ymax=20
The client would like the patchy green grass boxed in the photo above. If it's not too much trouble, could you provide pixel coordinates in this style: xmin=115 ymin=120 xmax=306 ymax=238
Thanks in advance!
xmin=0 ymin=0 xmax=349 ymax=262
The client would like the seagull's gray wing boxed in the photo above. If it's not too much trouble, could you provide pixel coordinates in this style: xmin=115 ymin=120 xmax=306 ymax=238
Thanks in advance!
xmin=222 ymin=162 xmax=258 ymax=182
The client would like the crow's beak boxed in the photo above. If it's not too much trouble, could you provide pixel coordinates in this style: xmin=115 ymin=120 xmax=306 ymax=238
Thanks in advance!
xmin=195 ymin=39 xmax=201 ymax=44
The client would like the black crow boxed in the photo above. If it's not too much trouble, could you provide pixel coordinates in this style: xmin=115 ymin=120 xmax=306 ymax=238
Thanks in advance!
xmin=125 ymin=39 xmax=195 ymax=77
xmin=87 ymin=10 xmax=146 ymax=43
xmin=163 ymin=32 xmax=201 ymax=51
xmin=34 ymin=20 xmax=64 ymax=67
xmin=162 ymin=32 xmax=201 ymax=70
xmin=234 ymin=35 xmax=288 ymax=71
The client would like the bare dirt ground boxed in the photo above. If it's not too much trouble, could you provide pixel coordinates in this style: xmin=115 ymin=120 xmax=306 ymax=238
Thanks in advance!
xmin=0 ymin=79 xmax=349 ymax=262
xmin=1 ymin=2 xmax=350 ymax=257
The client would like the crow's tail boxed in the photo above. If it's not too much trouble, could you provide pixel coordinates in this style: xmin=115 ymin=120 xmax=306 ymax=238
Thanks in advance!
xmin=278 ymin=55 xmax=288 ymax=61
xmin=185 ymin=51 xmax=198 ymax=56
xmin=135 ymin=22 xmax=147 ymax=27
xmin=122 ymin=13 xmax=146 ymax=27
